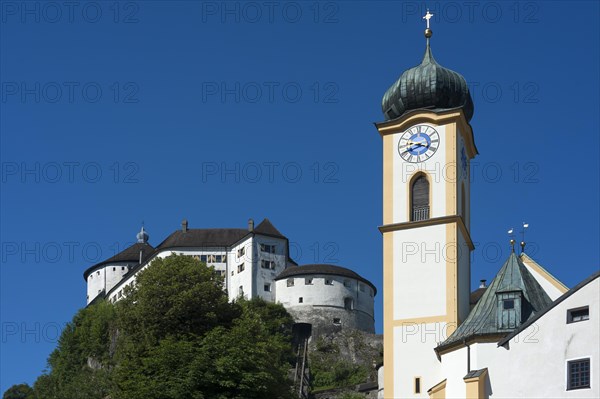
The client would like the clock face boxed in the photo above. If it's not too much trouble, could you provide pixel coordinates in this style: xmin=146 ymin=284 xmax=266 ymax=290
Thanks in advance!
xmin=398 ymin=125 xmax=440 ymax=163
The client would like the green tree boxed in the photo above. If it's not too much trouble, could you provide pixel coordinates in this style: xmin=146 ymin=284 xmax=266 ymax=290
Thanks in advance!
xmin=116 ymin=255 xmax=239 ymax=347
xmin=3 ymin=384 xmax=34 ymax=399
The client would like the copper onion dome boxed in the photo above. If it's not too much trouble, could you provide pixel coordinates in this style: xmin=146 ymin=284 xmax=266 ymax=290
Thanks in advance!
xmin=381 ymin=34 xmax=474 ymax=122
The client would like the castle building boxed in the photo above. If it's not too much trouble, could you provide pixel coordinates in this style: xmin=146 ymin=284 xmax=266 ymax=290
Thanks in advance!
xmin=375 ymin=14 xmax=598 ymax=399
xmin=82 ymin=218 xmax=376 ymax=334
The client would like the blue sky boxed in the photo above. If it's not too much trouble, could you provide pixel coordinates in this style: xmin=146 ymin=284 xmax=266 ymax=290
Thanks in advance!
xmin=1 ymin=0 xmax=598 ymax=392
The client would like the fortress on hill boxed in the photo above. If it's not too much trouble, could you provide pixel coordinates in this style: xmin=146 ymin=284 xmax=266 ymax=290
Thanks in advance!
xmin=83 ymin=218 xmax=377 ymax=336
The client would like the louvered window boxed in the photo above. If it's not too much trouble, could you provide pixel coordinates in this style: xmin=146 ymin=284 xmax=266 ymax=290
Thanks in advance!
xmin=411 ymin=175 xmax=430 ymax=221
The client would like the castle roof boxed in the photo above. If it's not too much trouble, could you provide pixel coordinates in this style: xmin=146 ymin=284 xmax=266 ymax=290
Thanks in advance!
xmin=275 ymin=264 xmax=377 ymax=295
xmin=83 ymin=242 xmax=154 ymax=280
xmin=436 ymin=252 xmax=552 ymax=353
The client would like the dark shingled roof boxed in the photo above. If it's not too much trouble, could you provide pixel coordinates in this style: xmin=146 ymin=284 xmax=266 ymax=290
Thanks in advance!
xmin=83 ymin=242 xmax=154 ymax=280
xmin=498 ymin=270 xmax=600 ymax=347
xmin=254 ymin=218 xmax=285 ymax=238
xmin=436 ymin=252 xmax=553 ymax=352
xmin=156 ymin=228 xmax=250 ymax=250
xmin=275 ymin=264 xmax=377 ymax=295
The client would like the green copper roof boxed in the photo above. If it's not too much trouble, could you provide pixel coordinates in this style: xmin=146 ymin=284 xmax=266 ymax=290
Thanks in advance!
xmin=437 ymin=252 xmax=552 ymax=352
xmin=381 ymin=43 xmax=474 ymax=122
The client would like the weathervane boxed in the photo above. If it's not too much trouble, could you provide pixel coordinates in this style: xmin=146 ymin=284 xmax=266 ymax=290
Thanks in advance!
xmin=507 ymin=227 xmax=515 ymax=252
xmin=520 ymin=222 xmax=529 ymax=253
xmin=423 ymin=9 xmax=434 ymax=40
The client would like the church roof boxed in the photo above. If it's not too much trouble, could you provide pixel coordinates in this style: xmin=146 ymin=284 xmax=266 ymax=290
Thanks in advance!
xmin=498 ymin=270 xmax=600 ymax=347
xmin=275 ymin=264 xmax=377 ymax=295
xmin=83 ymin=242 xmax=154 ymax=280
xmin=436 ymin=251 xmax=553 ymax=353
xmin=381 ymin=42 xmax=474 ymax=122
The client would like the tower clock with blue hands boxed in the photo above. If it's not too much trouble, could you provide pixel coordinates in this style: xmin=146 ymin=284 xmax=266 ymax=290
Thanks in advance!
xmin=398 ymin=124 xmax=440 ymax=162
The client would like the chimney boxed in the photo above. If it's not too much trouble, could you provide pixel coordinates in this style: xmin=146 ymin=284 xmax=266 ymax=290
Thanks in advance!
xmin=479 ymin=279 xmax=487 ymax=289
xmin=248 ymin=218 xmax=254 ymax=231
xmin=182 ymin=219 xmax=188 ymax=233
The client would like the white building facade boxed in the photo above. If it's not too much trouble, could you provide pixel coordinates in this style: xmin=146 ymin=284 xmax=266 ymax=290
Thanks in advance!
xmin=83 ymin=218 xmax=377 ymax=335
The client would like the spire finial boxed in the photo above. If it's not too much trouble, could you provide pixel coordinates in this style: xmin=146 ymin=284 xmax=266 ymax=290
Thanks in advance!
xmin=423 ymin=9 xmax=433 ymax=41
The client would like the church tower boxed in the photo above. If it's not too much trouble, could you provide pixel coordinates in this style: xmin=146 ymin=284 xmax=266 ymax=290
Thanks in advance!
xmin=376 ymin=13 xmax=477 ymax=398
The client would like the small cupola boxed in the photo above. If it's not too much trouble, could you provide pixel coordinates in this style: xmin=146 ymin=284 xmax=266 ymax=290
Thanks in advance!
xmin=136 ymin=225 xmax=149 ymax=243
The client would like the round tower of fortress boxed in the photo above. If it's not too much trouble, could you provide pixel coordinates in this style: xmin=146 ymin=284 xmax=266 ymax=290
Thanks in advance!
xmin=275 ymin=264 xmax=376 ymax=335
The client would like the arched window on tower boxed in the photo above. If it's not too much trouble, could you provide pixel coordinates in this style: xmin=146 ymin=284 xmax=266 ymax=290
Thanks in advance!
xmin=411 ymin=174 xmax=430 ymax=221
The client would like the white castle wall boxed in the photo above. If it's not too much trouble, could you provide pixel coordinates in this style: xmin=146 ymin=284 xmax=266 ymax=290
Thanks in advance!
xmin=275 ymin=273 xmax=375 ymax=334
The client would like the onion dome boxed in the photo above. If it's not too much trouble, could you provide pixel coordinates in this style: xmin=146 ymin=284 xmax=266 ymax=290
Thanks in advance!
xmin=381 ymin=32 xmax=474 ymax=122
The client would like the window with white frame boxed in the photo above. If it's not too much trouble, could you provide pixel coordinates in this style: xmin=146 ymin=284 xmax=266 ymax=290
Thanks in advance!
xmin=325 ymin=278 xmax=333 ymax=285
xmin=237 ymin=263 xmax=245 ymax=273
xmin=237 ymin=247 xmax=245 ymax=258
xmin=305 ymin=277 xmax=313 ymax=285
xmin=287 ymin=278 xmax=294 ymax=287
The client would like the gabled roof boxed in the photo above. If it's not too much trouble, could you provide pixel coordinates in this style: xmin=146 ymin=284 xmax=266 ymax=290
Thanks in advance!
xmin=498 ymin=270 xmax=600 ymax=347
xmin=436 ymin=252 xmax=553 ymax=352
xmin=156 ymin=228 xmax=250 ymax=250
xmin=83 ymin=242 xmax=155 ymax=280
xmin=254 ymin=218 xmax=286 ymax=238
xmin=275 ymin=264 xmax=377 ymax=295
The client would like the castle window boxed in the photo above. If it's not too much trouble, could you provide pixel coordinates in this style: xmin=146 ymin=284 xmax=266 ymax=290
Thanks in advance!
xmin=260 ymin=243 xmax=276 ymax=254
xmin=113 ymin=267 xmax=116 ymax=271
xmin=497 ymin=291 xmax=522 ymax=329
xmin=237 ymin=263 xmax=245 ymax=273
xmin=333 ymin=318 xmax=341 ymax=325
xmin=325 ymin=279 xmax=333 ymax=285
xmin=298 ymin=297 xmax=303 ymax=303
xmin=264 ymin=283 xmax=271 ymax=292
xmin=410 ymin=174 xmax=430 ymax=221
xmin=359 ymin=284 xmax=365 ymax=292
xmin=287 ymin=278 xmax=294 ymax=287
xmin=343 ymin=279 xmax=351 ymax=287
xmin=567 ymin=306 xmax=589 ymax=323
xmin=305 ymin=277 xmax=313 ymax=285
xmin=414 ymin=377 xmax=421 ymax=394
xmin=261 ymin=260 xmax=276 ymax=270
xmin=200 ymin=255 xmax=207 ymax=263
xmin=122 ymin=266 xmax=125 ymax=271
xmin=231 ymin=271 xmax=234 ymax=276
xmin=567 ymin=358 xmax=590 ymax=390
xmin=344 ymin=297 xmax=354 ymax=310
xmin=97 ymin=271 xmax=100 ymax=276
xmin=238 ymin=286 xmax=244 ymax=296
xmin=237 ymin=247 xmax=245 ymax=258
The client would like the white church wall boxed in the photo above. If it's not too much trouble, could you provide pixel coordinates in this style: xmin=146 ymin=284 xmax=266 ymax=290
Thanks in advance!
xmin=393 ymin=225 xmax=447 ymax=320
xmin=520 ymin=255 xmax=567 ymax=300
xmin=393 ymin=323 xmax=443 ymax=398
xmin=440 ymin=345 xmax=468 ymax=399
xmin=464 ymin=277 xmax=599 ymax=398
